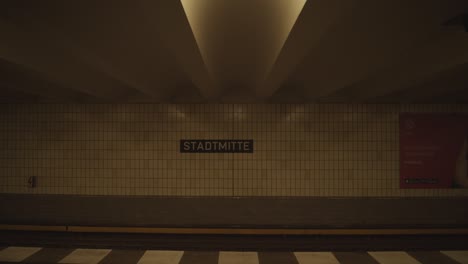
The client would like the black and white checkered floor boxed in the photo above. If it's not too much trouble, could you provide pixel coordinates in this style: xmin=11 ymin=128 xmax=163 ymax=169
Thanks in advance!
xmin=0 ymin=247 xmax=467 ymax=264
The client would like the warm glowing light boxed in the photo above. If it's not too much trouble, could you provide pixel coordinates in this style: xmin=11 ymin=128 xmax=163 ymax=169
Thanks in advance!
xmin=180 ymin=0 xmax=307 ymax=85
xmin=169 ymin=106 xmax=187 ymax=119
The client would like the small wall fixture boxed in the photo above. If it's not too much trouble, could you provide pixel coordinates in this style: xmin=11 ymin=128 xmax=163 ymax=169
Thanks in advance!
xmin=28 ymin=176 xmax=37 ymax=188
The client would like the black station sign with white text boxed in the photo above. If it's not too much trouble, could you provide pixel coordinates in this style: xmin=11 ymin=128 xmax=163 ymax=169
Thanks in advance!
xmin=180 ymin=140 xmax=254 ymax=153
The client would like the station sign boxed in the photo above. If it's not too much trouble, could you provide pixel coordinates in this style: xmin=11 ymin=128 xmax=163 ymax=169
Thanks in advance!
xmin=180 ymin=140 xmax=254 ymax=153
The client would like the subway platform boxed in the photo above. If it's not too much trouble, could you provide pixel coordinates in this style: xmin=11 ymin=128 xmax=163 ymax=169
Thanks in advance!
xmin=1 ymin=230 xmax=468 ymax=263
xmin=0 ymin=246 xmax=468 ymax=264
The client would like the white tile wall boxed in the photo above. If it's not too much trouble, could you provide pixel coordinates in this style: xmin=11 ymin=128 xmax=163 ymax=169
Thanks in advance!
xmin=0 ymin=103 xmax=467 ymax=197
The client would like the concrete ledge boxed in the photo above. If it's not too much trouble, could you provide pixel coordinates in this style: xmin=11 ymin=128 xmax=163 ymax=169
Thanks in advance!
xmin=0 ymin=224 xmax=66 ymax=232
xmin=1 ymin=194 xmax=467 ymax=228
xmin=1 ymin=224 xmax=468 ymax=235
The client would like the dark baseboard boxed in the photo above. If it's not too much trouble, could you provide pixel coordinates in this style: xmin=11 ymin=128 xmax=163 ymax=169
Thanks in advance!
xmin=1 ymin=231 xmax=467 ymax=251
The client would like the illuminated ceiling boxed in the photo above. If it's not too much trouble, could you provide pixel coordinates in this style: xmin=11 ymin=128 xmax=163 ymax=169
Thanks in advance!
xmin=181 ymin=0 xmax=306 ymax=96
xmin=0 ymin=0 xmax=468 ymax=103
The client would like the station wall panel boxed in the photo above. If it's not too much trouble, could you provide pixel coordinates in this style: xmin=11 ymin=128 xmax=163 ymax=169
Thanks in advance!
xmin=1 ymin=104 xmax=467 ymax=197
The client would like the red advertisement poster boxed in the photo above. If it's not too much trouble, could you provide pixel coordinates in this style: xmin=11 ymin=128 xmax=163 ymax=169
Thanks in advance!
xmin=400 ymin=114 xmax=468 ymax=188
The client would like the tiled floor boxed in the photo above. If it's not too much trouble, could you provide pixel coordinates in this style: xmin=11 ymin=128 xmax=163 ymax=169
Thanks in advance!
xmin=0 ymin=247 xmax=467 ymax=264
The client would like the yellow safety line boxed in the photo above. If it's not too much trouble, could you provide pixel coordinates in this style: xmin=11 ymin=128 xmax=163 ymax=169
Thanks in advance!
xmin=67 ymin=227 xmax=468 ymax=235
